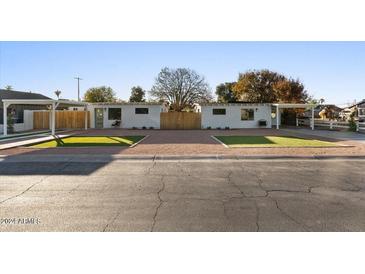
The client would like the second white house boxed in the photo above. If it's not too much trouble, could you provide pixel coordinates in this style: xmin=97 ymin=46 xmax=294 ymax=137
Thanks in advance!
xmin=88 ymin=102 xmax=168 ymax=129
xmin=200 ymin=103 xmax=273 ymax=129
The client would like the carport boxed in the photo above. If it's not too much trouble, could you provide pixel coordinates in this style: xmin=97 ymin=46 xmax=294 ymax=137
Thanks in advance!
xmin=2 ymin=99 xmax=88 ymax=136
xmin=272 ymin=103 xmax=317 ymax=130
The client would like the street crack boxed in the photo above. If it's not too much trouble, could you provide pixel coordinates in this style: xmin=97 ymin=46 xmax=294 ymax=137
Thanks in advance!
xmin=150 ymin=176 xmax=165 ymax=232
xmin=0 ymin=162 xmax=72 ymax=205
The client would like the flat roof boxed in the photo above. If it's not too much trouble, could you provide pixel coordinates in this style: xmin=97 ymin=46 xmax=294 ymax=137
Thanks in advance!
xmin=2 ymin=99 xmax=87 ymax=106
xmin=89 ymin=102 xmax=163 ymax=106
xmin=200 ymin=103 xmax=272 ymax=106
xmin=272 ymin=103 xmax=317 ymax=108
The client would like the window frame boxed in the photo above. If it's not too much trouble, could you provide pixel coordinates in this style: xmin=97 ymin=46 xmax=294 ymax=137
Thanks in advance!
xmin=108 ymin=107 xmax=122 ymax=120
xmin=135 ymin=107 xmax=149 ymax=114
xmin=359 ymin=108 xmax=365 ymax=117
xmin=241 ymin=108 xmax=255 ymax=121
xmin=212 ymin=108 xmax=226 ymax=115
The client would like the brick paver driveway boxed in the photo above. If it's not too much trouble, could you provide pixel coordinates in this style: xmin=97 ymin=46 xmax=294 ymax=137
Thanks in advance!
xmin=1 ymin=128 xmax=365 ymax=157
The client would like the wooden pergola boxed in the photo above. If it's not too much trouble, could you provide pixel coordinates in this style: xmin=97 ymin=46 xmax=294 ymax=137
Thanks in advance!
xmin=2 ymin=99 xmax=88 ymax=136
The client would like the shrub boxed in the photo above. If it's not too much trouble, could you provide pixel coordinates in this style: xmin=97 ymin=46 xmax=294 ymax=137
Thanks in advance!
xmin=206 ymin=126 xmax=211 ymax=130
xmin=225 ymin=126 xmax=230 ymax=130
xmin=142 ymin=126 xmax=147 ymax=130
xmin=216 ymin=127 xmax=221 ymax=130
xmin=7 ymin=112 xmax=15 ymax=133
xmin=132 ymin=126 xmax=138 ymax=130
xmin=149 ymin=126 xmax=154 ymax=130
xmin=348 ymin=114 xmax=357 ymax=132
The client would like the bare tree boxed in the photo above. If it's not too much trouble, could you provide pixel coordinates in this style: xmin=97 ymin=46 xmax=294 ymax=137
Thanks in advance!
xmin=150 ymin=67 xmax=212 ymax=111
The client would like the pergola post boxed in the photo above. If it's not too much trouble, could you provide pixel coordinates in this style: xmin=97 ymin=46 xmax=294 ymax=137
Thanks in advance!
xmin=51 ymin=102 xmax=56 ymax=135
xmin=84 ymin=106 xmax=88 ymax=130
xmin=311 ymin=106 xmax=315 ymax=130
xmin=3 ymin=102 xmax=8 ymax=136
xmin=276 ymin=105 xmax=279 ymax=129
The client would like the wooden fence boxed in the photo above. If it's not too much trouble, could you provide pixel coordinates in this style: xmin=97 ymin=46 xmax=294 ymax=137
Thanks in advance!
xmin=33 ymin=111 xmax=90 ymax=130
xmin=160 ymin=112 xmax=201 ymax=129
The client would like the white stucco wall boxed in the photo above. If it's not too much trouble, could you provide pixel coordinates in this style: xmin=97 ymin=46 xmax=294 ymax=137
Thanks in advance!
xmin=201 ymin=104 xmax=272 ymax=129
xmin=88 ymin=104 xmax=163 ymax=129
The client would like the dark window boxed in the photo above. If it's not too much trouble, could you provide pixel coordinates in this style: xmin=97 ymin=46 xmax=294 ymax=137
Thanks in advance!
xmin=0 ymin=107 xmax=24 ymax=124
xmin=212 ymin=108 xmax=226 ymax=115
xmin=241 ymin=109 xmax=255 ymax=120
xmin=108 ymin=108 xmax=121 ymax=120
xmin=135 ymin=108 xmax=149 ymax=114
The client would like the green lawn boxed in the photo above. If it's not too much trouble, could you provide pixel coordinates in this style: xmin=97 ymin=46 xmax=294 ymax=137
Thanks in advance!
xmin=214 ymin=136 xmax=336 ymax=148
xmin=30 ymin=136 xmax=145 ymax=148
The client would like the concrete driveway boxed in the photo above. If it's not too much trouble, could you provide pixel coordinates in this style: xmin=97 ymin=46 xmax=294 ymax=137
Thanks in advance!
xmin=0 ymin=157 xmax=364 ymax=231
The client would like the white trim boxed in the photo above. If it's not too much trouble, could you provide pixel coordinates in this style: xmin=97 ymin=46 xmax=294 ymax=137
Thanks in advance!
xmin=210 ymin=136 xmax=229 ymax=148
xmin=272 ymin=103 xmax=318 ymax=108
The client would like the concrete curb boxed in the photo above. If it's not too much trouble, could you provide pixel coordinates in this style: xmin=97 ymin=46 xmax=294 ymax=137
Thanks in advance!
xmin=1 ymin=153 xmax=365 ymax=162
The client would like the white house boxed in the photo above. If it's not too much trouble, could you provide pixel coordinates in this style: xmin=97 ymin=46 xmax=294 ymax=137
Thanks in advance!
xmin=200 ymin=103 xmax=273 ymax=129
xmin=87 ymin=103 xmax=167 ymax=129
xmin=200 ymin=103 xmax=316 ymax=129
xmin=0 ymin=89 xmax=52 ymax=134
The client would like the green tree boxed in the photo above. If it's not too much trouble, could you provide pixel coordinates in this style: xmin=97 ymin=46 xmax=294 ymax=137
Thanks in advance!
xmin=4 ymin=85 xmax=13 ymax=90
xmin=54 ymin=90 xmax=61 ymax=99
xmin=348 ymin=112 xmax=357 ymax=132
xmin=150 ymin=67 xmax=212 ymax=111
xmin=308 ymin=97 xmax=325 ymax=105
xmin=215 ymin=82 xmax=237 ymax=102
xmin=83 ymin=86 xmax=117 ymax=103
xmin=129 ymin=86 xmax=146 ymax=102
xmin=232 ymin=69 xmax=309 ymax=103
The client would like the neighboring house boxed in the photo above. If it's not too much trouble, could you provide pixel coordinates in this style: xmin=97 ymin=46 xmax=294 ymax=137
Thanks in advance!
xmin=87 ymin=103 xmax=168 ymax=129
xmin=302 ymin=104 xmax=342 ymax=120
xmin=200 ymin=103 xmax=273 ymax=129
xmin=0 ymin=89 xmax=51 ymax=133
xmin=338 ymin=99 xmax=365 ymax=122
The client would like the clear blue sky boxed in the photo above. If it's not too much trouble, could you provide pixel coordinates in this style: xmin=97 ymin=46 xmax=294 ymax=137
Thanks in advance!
xmin=0 ymin=42 xmax=364 ymax=106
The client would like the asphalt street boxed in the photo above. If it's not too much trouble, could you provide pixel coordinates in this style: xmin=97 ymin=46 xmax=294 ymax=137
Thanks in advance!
xmin=0 ymin=158 xmax=364 ymax=231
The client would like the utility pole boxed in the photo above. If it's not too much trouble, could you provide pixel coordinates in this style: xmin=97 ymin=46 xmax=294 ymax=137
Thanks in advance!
xmin=74 ymin=77 xmax=83 ymax=101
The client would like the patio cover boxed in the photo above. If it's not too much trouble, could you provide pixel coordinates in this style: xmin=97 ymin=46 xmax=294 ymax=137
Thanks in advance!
xmin=272 ymin=103 xmax=317 ymax=130
xmin=2 ymin=99 xmax=88 ymax=136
